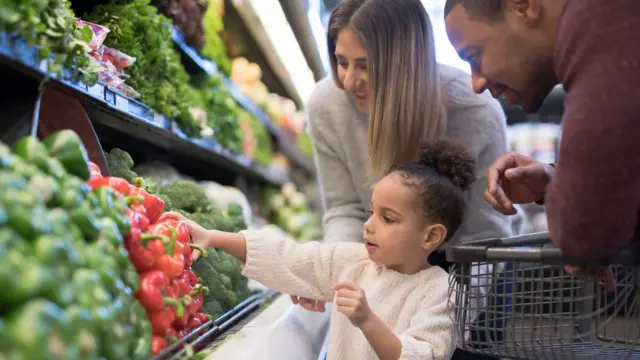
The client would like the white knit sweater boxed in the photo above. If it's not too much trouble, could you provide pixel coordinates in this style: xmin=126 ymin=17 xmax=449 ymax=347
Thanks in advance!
xmin=241 ymin=230 xmax=457 ymax=360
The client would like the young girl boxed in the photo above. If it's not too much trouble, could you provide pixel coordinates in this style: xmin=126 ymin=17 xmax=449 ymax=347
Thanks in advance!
xmin=176 ymin=140 xmax=476 ymax=360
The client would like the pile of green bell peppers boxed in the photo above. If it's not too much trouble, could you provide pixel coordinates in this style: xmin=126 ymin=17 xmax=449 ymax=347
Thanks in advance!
xmin=0 ymin=131 xmax=152 ymax=360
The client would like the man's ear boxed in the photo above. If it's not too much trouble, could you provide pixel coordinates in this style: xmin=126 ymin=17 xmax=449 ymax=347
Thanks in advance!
xmin=505 ymin=0 xmax=542 ymax=26
xmin=422 ymin=223 xmax=447 ymax=251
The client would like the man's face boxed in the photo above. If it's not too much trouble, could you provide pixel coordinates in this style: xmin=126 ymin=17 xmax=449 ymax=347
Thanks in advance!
xmin=445 ymin=4 xmax=557 ymax=113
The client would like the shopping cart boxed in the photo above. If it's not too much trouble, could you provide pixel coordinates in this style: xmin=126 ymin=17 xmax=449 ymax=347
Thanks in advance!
xmin=446 ymin=231 xmax=640 ymax=360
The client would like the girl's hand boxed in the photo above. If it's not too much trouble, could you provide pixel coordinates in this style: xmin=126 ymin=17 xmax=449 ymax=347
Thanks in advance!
xmin=161 ymin=212 xmax=212 ymax=261
xmin=334 ymin=282 xmax=372 ymax=328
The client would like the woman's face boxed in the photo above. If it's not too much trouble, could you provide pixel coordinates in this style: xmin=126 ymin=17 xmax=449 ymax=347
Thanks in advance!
xmin=335 ymin=28 xmax=370 ymax=113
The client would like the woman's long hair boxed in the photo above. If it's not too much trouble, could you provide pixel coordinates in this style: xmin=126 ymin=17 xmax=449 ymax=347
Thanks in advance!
xmin=327 ymin=0 xmax=446 ymax=180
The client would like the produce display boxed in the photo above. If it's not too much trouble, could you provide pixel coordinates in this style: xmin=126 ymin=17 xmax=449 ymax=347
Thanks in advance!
xmin=263 ymin=183 xmax=323 ymax=242
xmin=191 ymin=74 xmax=244 ymax=155
xmin=105 ymin=147 xmax=256 ymax=320
xmin=202 ymin=0 xmax=232 ymax=75
xmin=85 ymin=0 xmax=205 ymax=138
xmin=0 ymin=0 xmax=100 ymax=84
xmin=152 ymin=0 xmax=208 ymax=50
xmin=238 ymin=108 xmax=273 ymax=167
xmin=0 ymin=130 xmax=152 ymax=359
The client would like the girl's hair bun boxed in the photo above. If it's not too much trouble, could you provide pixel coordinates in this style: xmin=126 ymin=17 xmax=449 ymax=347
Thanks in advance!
xmin=417 ymin=140 xmax=476 ymax=191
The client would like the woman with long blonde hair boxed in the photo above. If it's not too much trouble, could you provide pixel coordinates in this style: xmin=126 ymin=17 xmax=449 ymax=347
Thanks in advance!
xmin=249 ymin=0 xmax=520 ymax=359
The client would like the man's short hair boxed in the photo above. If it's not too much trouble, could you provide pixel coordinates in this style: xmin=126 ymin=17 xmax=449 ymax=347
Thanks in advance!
xmin=444 ymin=0 xmax=504 ymax=22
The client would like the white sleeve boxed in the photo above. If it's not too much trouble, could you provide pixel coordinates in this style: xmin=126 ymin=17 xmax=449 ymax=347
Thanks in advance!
xmin=240 ymin=230 xmax=368 ymax=302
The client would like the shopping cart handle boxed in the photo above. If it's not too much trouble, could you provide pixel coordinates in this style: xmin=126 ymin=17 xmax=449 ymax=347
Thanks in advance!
xmin=462 ymin=231 xmax=552 ymax=247
xmin=446 ymin=233 xmax=640 ymax=266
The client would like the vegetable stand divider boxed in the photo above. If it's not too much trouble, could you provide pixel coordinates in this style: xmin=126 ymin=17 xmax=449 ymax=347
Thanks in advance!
xmin=151 ymin=290 xmax=280 ymax=360
xmin=446 ymin=231 xmax=640 ymax=360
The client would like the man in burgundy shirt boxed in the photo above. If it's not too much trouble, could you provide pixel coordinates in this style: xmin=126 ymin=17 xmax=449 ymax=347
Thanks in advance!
xmin=444 ymin=0 xmax=640 ymax=261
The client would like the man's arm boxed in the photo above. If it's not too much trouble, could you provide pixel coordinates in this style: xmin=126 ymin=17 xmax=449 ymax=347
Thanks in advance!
xmin=546 ymin=0 xmax=640 ymax=260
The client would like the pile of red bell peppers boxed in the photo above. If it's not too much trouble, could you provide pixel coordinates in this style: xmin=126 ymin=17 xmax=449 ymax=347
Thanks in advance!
xmin=88 ymin=163 xmax=212 ymax=355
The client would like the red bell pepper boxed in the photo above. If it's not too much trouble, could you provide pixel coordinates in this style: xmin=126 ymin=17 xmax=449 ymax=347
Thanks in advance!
xmin=195 ymin=312 xmax=212 ymax=324
xmin=166 ymin=327 xmax=180 ymax=342
xmin=136 ymin=270 xmax=183 ymax=312
xmin=125 ymin=228 xmax=155 ymax=272
xmin=187 ymin=317 xmax=203 ymax=333
xmin=152 ymin=336 xmax=167 ymax=355
xmin=132 ymin=178 xmax=166 ymax=223
xmin=88 ymin=162 xmax=103 ymax=181
xmin=151 ymin=221 xmax=206 ymax=268
xmin=87 ymin=176 xmax=131 ymax=194
xmin=149 ymin=306 xmax=180 ymax=336
xmin=127 ymin=208 xmax=150 ymax=231
xmin=146 ymin=227 xmax=185 ymax=279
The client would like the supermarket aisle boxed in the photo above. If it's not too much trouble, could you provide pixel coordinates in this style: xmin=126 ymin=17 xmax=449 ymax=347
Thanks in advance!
xmin=207 ymin=296 xmax=325 ymax=360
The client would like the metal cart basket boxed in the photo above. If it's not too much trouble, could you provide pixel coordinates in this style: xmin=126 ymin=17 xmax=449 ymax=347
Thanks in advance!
xmin=446 ymin=232 xmax=640 ymax=360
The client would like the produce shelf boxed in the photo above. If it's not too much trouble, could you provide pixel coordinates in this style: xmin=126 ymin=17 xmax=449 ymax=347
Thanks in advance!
xmin=0 ymin=32 xmax=288 ymax=187
xmin=151 ymin=289 xmax=280 ymax=360
xmin=170 ymin=28 xmax=316 ymax=176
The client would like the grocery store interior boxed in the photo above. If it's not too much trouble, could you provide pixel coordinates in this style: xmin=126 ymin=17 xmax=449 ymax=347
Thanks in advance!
xmin=0 ymin=0 xmax=569 ymax=359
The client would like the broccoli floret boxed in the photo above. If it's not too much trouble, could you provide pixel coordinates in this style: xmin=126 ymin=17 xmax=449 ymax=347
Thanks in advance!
xmin=157 ymin=194 xmax=172 ymax=210
xmin=202 ymin=300 xmax=223 ymax=319
xmin=105 ymin=148 xmax=137 ymax=183
xmin=219 ymin=274 xmax=232 ymax=289
xmin=188 ymin=212 xmax=218 ymax=230
xmin=158 ymin=180 xmax=210 ymax=213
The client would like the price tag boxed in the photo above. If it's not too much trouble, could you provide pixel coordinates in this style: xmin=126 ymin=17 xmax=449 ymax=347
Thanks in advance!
xmin=87 ymin=84 xmax=104 ymax=99
xmin=153 ymin=113 xmax=166 ymax=128
xmin=115 ymin=95 xmax=129 ymax=112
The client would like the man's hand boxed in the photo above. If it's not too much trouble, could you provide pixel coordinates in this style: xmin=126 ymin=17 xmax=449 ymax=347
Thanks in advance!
xmin=290 ymin=296 xmax=326 ymax=312
xmin=485 ymin=152 xmax=555 ymax=215
xmin=334 ymin=282 xmax=372 ymax=328
xmin=564 ymin=265 xmax=616 ymax=292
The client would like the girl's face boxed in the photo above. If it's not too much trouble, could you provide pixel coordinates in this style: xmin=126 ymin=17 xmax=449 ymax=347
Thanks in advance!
xmin=335 ymin=28 xmax=370 ymax=113
xmin=363 ymin=172 xmax=446 ymax=274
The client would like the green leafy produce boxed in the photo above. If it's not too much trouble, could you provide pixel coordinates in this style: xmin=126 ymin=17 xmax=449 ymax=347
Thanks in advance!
xmin=238 ymin=108 xmax=273 ymax=167
xmin=192 ymin=74 xmax=244 ymax=154
xmin=202 ymin=0 xmax=231 ymax=75
xmin=0 ymin=0 xmax=100 ymax=84
xmin=105 ymin=148 xmax=136 ymax=184
xmin=158 ymin=180 xmax=210 ymax=213
xmin=85 ymin=0 xmax=203 ymax=137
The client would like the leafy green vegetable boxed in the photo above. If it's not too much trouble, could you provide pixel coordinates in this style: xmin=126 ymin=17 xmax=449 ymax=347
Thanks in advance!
xmin=202 ymin=0 xmax=231 ymax=75
xmin=85 ymin=0 xmax=203 ymax=137
xmin=0 ymin=0 xmax=99 ymax=84
xmin=191 ymin=74 xmax=244 ymax=154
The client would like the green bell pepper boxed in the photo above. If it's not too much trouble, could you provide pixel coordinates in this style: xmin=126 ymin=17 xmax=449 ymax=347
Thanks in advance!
xmin=0 ymin=250 xmax=57 ymax=306
xmin=0 ymin=142 xmax=14 ymax=169
xmin=96 ymin=217 xmax=125 ymax=248
xmin=70 ymin=201 xmax=102 ymax=240
xmin=44 ymin=157 xmax=67 ymax=180
xmin=122 ymin=263 xmax=140 ymax=293
xmin=99 ymin=322 xmax=130 ymax=360
xmin=66 ymin=305 xmax=99 ymax=360
xmin=57 ymin=177 xmax=90 ymax=210
xmin=2 ymin=192 xmax=52 ymax=239
xmin=5 ymin=299 xmax=70 ymax=359
xmin=69 ymin=268 xmax=113 ymax=308
xmin=42 ymin=130 xmax=91 ymax=181
xmin=32 ymin=234 xmax=83 ymax=280
xmin=0 ymin=171 xmax=27 ymax=194
xmin=129 ymin=301 xmax=152 ymax=360
xmin=93 ymin=187 xmax=131 ymax=234
xmin=12 ymin=136 xmax=50 ymax=172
